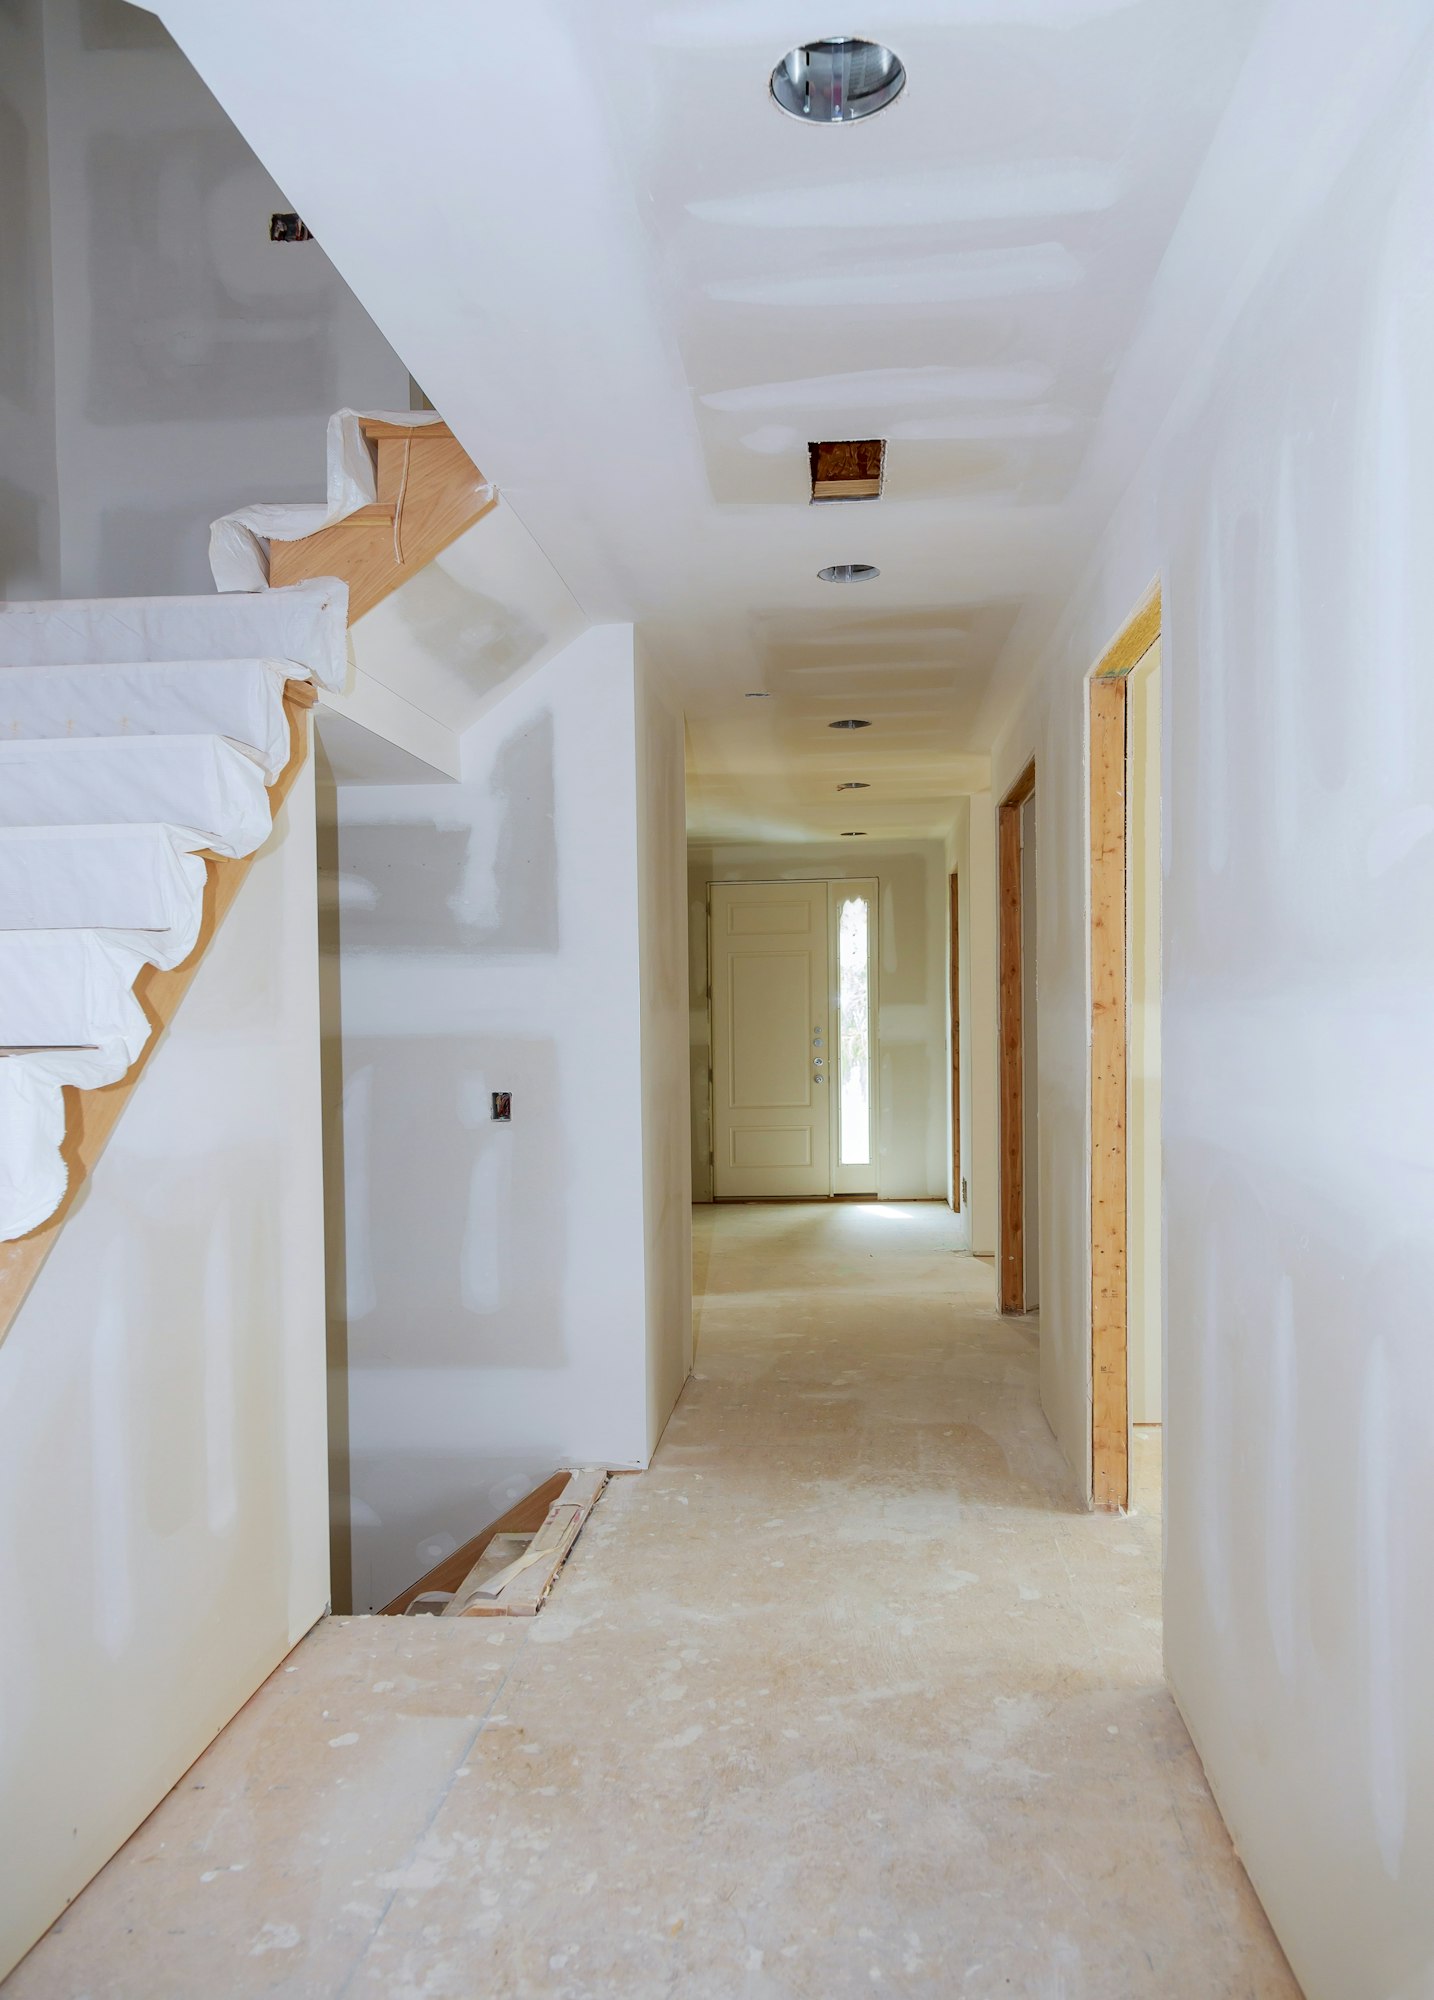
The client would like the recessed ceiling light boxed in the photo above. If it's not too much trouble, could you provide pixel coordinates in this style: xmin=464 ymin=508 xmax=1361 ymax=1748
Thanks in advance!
xmin=841 ymin=830 xmax=868 ymax=837
xmin=771 ymin=38 xmax=906 ymax=124
xmin=837 ymin=781 xmax=869 ymax=790
xmin=818 ymin=563 xmax=880 ymax=583
xmin=829 ymin=718 xmax=871 ymax=730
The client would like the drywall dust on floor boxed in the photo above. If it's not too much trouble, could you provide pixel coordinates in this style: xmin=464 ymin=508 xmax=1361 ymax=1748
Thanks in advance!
xmin=3 ymin=1203 xmax=1297 ymax=1998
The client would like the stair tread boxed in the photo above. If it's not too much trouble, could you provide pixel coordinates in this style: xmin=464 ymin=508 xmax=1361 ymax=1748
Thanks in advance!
xmin=0 ymin=735 xmax=272 ymax=859
xmin=0 ymin=824 xmax=208 ymax=944
xmin=0 ymin=579 xmax=347 ymax=688
xmin=0 ymin=658 xmax=299 ymax=781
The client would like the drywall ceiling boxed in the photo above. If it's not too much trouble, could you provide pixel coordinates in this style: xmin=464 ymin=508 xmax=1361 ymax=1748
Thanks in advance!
xmin=148 ymin=0 xmax=1264 ymax=840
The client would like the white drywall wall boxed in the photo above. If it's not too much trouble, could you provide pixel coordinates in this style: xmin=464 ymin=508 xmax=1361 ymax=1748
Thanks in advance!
xmin=0 ymin=0 xmax=58 ymax=599
xmin=33 ymin=0 xmax=407 ymax=599
xmin=325 ymin=626 xmax=685 ymax=1613
xmin=989 ymin=6 xmax=1434 ymax=1990
xmin=687 ymin=840 xmax=952 ymax=1208
xmin=0 ymin=753 xmax=327 ymax=1983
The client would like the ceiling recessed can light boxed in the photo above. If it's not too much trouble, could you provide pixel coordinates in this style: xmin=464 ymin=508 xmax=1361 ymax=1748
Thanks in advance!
xmin=841 ymin=830 xmax=868 ymax=837
xmin=837 ymin=781 xmax=869 ymax=791
xmin=818 ymin=562 xmax=880 ymax=583
xmin=771 ymin=38 xmax=906 ymax=124
xmin=829 ymin=718 xmax=871 ymax=730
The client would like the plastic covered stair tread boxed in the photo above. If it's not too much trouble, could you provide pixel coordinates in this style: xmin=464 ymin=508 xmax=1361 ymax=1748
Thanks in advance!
xmin=0 ymin=577 xmax=348 ymax=689
xmin=0 ymin=825 xmax=208 ymax=942
xmin=0 ymin=734 xmax=272 ymax=858
xmin=0 ymin=657 xmax=299 ymax=781
xmin=0 ymin=930 xmax=153 ymax=1051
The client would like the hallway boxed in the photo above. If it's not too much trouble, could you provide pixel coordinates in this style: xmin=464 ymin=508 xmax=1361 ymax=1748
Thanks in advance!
xmin=7 ymin=1204 xmax=1295 ymax=1997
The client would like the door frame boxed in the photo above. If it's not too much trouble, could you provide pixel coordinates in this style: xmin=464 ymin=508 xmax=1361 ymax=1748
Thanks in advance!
xmin=997 ymin=760 xmax=1036 ymax=1312
xmin=704 ymin=874 xmax=881 ymax=1200
xmin=1087 ymin=585 xmax=1162 ymax=1509
xmin=948 ymin=871 xmax=960 ymax=1213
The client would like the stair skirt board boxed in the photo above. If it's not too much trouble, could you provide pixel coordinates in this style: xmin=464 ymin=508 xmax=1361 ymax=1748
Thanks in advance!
xmin=0 ymin=736 xmax=272 ymax=857
xmin=0 ymin=659 xmax=305 ymax=783
xmin=0 ymin=578 xmax=349 ymax=690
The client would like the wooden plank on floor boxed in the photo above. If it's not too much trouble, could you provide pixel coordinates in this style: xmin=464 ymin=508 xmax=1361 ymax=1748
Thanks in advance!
xmin=444 ymin=1468 xmax=607 ymax=1619
xmin=380 ymin=1472 xmax=571 ymax=1614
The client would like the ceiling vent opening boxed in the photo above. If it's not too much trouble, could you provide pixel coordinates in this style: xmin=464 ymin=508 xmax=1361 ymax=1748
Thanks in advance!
xmin=771 ymin=38 xmax=906 ymax=123
xmin=810 ymin=439 xmax=885 ymax=503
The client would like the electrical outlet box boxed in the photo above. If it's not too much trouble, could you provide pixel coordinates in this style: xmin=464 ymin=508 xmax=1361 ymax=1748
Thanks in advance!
xmin=491 ymin=1092 xmax=512 ymax=1122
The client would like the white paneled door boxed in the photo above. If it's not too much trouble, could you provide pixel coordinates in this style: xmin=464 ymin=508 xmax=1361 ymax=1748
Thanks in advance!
xmin=711 ymin=881 xmax=832 ymax=1199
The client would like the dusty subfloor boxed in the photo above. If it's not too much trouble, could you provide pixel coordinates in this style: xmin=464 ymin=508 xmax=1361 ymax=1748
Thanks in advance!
xmin=5 ymin=1202 xmax=1298 ymax=1997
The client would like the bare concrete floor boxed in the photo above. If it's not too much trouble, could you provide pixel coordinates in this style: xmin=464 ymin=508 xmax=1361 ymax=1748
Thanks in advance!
xmin=6 ymin=1202 xmax=1298 ymax=1998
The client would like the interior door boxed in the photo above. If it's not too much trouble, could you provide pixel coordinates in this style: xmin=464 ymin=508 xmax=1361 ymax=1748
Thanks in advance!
xmin=711 ymin=881 xmax=831 ymax=1199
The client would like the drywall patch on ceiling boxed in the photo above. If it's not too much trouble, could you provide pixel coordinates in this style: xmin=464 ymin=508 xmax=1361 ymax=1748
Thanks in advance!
xmin=703 ymin=365 xmax=1055 ymax=415
xmin=706 ymin=243 xmax=1084 ymax=308
xmin=687 ymin=161 xmax=1126 ymax=231
xmin=652 ymin=0 xmax=1146 ymax=43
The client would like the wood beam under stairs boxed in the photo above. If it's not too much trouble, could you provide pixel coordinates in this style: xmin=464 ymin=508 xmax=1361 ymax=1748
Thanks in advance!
xmin=0 ymin=684 xmax=317 ymax=1343
xmin=268 ymin=420 xmax=497 ymax=622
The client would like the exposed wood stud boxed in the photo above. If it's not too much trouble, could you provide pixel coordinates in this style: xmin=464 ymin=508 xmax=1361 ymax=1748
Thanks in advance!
xmin=1090 ymin=674 xmax=1130 ymax=1510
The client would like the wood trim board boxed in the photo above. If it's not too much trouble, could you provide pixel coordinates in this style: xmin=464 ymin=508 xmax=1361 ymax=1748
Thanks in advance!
xmin=997 ymin=760 xmax=1035 ymax=1314
xmin=1089 ymin=676 xmax=1129 ymax=1507
xmin=949 ymin=872 xmax=960 ymax=1209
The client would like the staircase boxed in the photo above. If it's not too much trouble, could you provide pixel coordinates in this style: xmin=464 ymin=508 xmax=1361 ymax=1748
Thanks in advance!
xmin=0 ymin=407 xmax=496 ymax=1337
xmin=0 ymin=579 xmax=347 ymax=1329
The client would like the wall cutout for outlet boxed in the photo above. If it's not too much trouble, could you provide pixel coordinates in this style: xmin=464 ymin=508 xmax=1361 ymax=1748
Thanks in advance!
xmin=809 ymin=439 xmax=885 ymax=502
xmin=491 ymin=1091 xmax=512 ymax=1122
xmin=269 ymin=212 xmax=313 ymax=243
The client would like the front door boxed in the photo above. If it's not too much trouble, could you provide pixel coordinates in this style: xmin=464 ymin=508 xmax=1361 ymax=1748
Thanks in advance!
xmin=710 ymin=880 xmax=831 ymax=1199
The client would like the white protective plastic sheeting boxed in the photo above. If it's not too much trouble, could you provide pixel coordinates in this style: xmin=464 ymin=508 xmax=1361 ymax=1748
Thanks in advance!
xmin=0 ymin=659 xmax=298 ymax=781
xmin=0 ymin=930 xmax=156 ymax=1241
xmin=0 ymin=737 xmax=272 ymax=858
xmin=0 ymin=579 xmax=350 ymax=691
xmin=209 ymin=408 xmax=488 ymax=592
xmin=0 ymin=930 xmax=153 ymax=1051
xmin=0 ymin=818 xmax=221 ymax=1243
xmin=0 ymin=826 xmax=208 ymax=954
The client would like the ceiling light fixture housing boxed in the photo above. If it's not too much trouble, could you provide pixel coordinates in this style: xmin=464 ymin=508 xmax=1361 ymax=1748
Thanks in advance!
xmin=818 ymin=563 xmax=880 ymax=583
xmin=829 ymin=718 xmax=871 ymax=730
xmin=836 ymin=781 xmax=869 ymax=791
xmin=771 ymin=38 xmax=906 ymax=124
xmin=841 ymin=830 xmax=868 ymax=837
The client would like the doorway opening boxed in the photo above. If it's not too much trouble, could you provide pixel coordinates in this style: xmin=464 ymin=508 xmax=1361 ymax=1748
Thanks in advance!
xmin=997 ymin=761 xmax=1037 ymax=1314
xmin=1088 ymin=588 xmax=1162 ymax=1509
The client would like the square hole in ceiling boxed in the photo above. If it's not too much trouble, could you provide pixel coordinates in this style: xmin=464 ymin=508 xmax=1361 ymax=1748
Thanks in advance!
xmin=809 ymin=438 xmax=885 ymax=503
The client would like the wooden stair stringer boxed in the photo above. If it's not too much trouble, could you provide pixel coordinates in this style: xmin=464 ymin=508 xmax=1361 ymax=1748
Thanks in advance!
xmin=268 ymin=421 xmax=497 ymax=624
xmin=0 ymin=682 xmax=318 ymax=1346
